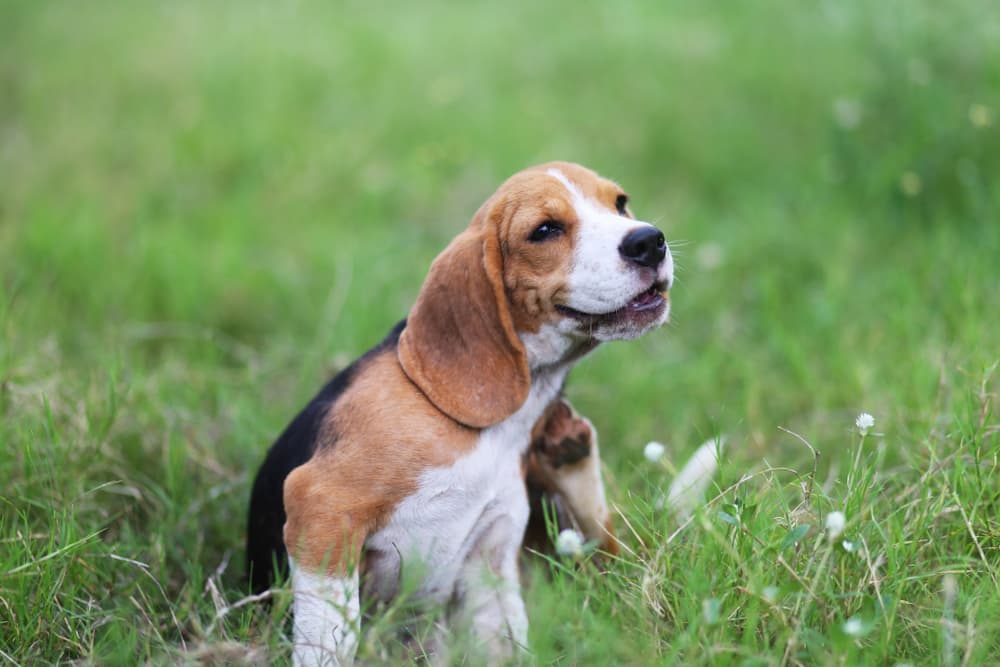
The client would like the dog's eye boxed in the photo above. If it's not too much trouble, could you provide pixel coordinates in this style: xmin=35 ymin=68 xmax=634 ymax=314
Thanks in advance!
xmin=528 ymin=220 xmax=565 ymax=243
xmin=615 ymin=194 xmax=629 ymax=216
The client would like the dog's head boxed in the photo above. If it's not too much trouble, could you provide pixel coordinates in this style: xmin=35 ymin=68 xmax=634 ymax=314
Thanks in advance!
xmin=399 ymin=162 xmax=673 ymax=427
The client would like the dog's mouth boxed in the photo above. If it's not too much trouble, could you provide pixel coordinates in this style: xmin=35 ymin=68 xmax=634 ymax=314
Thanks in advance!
xmin=556 ymin=281 xmax=669 ymax=325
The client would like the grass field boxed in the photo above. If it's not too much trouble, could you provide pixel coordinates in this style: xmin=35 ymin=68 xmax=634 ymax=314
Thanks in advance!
xmin=2 ymin=1 xmax=999 ymax=664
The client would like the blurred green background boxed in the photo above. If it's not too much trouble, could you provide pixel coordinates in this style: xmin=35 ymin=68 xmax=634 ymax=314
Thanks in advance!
xmin=2 ymin=0 xmax=998 ymax=664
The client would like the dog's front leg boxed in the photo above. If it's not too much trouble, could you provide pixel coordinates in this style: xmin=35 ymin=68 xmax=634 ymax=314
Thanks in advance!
xmin=289 ymin=560 xmax=360 ymax=667
xmin=452 ymin=515 xmax=529 ymax=664
xmin=284 ymin=462 xmax=370 ymax=667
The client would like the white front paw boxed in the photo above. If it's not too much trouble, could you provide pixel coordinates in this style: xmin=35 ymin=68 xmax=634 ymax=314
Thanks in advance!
xmin=290 ymin=560 xmax=360 ymax=667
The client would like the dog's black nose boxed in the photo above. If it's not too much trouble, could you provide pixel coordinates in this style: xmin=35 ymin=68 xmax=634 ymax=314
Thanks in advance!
xmin=619 ymin=226 xmax=667 ymax=268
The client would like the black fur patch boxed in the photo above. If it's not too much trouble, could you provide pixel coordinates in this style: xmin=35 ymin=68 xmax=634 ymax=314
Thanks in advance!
xmin=245 ymin=320 xmax=406 ymax=593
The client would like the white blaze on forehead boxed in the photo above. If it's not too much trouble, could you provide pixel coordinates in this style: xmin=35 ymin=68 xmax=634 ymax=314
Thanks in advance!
xmin=545 ymin=168 xmax=673 ymax=315
xmin=545 ymin=168 xmax=590 ymax=207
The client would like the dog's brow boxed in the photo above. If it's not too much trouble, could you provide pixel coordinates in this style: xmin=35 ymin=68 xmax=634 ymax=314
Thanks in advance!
xmin=545 ymin=168 xmax=585 ymax=202
xmin=547 ymin=168 xmax=606 ymax=221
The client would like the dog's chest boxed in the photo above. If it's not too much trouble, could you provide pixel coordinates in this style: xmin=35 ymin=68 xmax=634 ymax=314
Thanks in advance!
xmin=362 ymin=370 xmax=566 ymax=604
xmin=363 ymin=429 xmax=527 ymax=603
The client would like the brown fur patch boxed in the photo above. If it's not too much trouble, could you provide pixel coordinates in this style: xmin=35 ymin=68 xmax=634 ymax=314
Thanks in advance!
xmin=602 ymin=517 xmax=620 ymax=556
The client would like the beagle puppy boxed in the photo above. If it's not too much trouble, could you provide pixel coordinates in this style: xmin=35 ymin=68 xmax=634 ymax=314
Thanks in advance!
xmin=246 ymin=162 xmax=673 ymax=665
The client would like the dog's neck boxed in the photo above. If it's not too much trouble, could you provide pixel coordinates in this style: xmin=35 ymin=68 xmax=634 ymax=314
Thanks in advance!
xmin=521 ymin=322 xmax=601 ymax=375
xmin=487 ymin=361 xmax=570 ymax=453
xmin=509 ymin=327 xmax=599 ymax=437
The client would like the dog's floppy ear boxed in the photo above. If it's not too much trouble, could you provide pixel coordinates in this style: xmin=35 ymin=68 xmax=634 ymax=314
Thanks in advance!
xmin=398 ymin=210 xmax=529 ymax=429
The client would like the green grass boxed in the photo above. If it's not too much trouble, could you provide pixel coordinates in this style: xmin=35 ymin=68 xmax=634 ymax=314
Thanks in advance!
xmin=2 ymin=0 xmax=999 ymax=664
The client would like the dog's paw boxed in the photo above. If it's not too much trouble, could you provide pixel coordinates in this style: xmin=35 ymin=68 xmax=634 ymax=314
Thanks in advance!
xmin=530 ymin=399 xmax=593 ymax=469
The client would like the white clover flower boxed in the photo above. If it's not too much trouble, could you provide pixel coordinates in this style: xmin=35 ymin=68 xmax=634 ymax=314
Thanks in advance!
xmin=825 ymin=511 xmax=846 ymax=541
xmin=555 ymin=529 xmax=584 ymax=558
xmin=644 ymin=441 xmax=666 ymax=462
xmin=843 ymin=616 xmax=865 ymax=637
xmin=969 ymin=103 xmax=993 ymax=128
xmin=855 ymin=412 xmax=875 ymax=435
xmin=832 ymin=97 xmax=863 ymax=130
xmin=695 ymin=242 xmax=724 ymax=270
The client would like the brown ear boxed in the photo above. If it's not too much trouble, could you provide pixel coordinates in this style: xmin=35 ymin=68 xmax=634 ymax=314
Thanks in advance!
xmin=398 ymin=223 xmax=529 ymax=429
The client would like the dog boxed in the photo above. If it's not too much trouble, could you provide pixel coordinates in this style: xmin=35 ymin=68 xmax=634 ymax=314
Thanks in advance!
xmin=246 ymin=162 xmax=673 ymax=665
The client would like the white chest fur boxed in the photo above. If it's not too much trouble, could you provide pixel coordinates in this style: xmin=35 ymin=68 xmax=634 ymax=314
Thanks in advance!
xmin=363 ymin=367 xmax=567 ymax=604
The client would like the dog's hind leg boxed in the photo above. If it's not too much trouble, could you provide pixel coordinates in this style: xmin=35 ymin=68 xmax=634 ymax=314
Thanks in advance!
xmin=523 ymin=398 xmax=619 ymax=556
